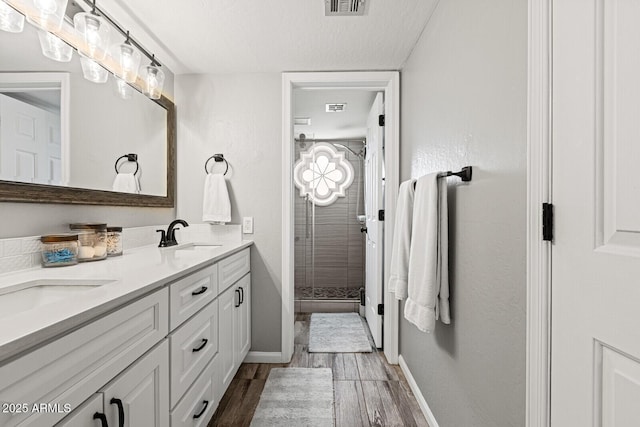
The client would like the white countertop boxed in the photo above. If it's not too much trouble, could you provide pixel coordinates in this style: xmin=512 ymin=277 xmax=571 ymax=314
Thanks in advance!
xmin=0 ymin=240 xmax=253 ymax=364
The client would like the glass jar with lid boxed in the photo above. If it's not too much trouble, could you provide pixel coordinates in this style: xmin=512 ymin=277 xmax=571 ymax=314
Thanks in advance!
xmin=69 ymin=223 xmax=107 ymax=261
xmin=106 ymin=226 xmax=123 ymax=257
xmin=41 ymin=234 xmax=79 ymax=267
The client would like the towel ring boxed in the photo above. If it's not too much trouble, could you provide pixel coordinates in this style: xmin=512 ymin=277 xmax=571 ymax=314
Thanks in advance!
xmin=204 ymin=154 xmax=229 ymax=175
xmin=114 ymin=153 xmax=139 ymax=175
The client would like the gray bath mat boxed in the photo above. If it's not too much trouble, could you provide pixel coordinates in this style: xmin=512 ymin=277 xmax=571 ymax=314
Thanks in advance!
xmin=308 ymin=313 xmax=372 ymax=353
xmin=250 ymin=368 xmax=334 ymax=427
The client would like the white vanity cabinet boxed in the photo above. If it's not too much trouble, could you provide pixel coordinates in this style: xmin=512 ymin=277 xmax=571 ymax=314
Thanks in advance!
xmin=57 ymin=341 xmax=170 ymax=427
xmin=0 ymin=244 xmax=252 ymax=427
xmin=218 ymin=248 xmax=251 ymax=391
xmin=0 ymin=289 xmax=168 ymax=427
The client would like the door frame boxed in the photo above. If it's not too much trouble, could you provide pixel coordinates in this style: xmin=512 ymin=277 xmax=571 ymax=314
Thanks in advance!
xmin=281 ymin=71 xmax=400 ymax=364
xmin=527 ymin=0 xmax=552 ymax=426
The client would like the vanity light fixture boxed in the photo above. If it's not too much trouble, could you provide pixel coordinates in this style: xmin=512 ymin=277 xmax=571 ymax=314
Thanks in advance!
xmin=25 ymin=0 xmax=67 ymax=31
xmin=73 ymin=0 xmax=110 ymax=60
xmin=140 ymin=55 xmax=164 ymax=100
xmin=0 ymin=0 xmax=24 ymax=32
xmin=114 ymin=77 xmax=132 ymax=99
xmin=110 ymin=31 xmax=141 ymax=83
xmin=37 ymin=29 xmax=72 ymax=61
xmin=79 ymin=53 xmax=108 ymax=83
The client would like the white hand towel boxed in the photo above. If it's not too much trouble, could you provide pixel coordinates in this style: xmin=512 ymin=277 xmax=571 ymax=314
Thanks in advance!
xmin=388 ymin=179 xmax=416 ymax=300
xmin=202 ymin=173 xmax=231 ymax=223
xmin=112 ymin=173 xmax=140 ymax=194
xmin=404 ymin=173 xmax=450 ymax=333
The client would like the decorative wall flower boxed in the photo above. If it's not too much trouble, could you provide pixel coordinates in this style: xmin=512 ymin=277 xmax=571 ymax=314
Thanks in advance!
xmin=293 ymin=142 xmax=354 ymax=206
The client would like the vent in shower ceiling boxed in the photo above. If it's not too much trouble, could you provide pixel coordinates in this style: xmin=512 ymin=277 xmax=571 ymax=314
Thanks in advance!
xmin=325 ymin=0 xmax=366 ymax=16
xmin=326 ymin=103 xmax=347 ymax=113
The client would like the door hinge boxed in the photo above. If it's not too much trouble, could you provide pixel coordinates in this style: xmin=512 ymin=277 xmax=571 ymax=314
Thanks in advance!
xmin=378 ymin=209 xmax=385 ymax=221
xmin=542 ymin=203 xmax=554 ymax=242
xmin=377 ymin=304 xmax=384 ymax=315
xmin=378 ymin=114 xmax=385 ymax=126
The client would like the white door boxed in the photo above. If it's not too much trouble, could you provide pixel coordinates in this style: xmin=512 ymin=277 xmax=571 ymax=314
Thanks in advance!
xmin=101 ymin=341 xmax=169 ymax=427
xmin=0 ymin=94 xmax=61 ymax=185
xmin=365 ymin=92 xmax=385 ymax=348
xmin=552 ymin=1 xmax=640 ymax=425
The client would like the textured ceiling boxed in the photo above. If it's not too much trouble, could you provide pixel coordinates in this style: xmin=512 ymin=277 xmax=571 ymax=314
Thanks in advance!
xmin=106 ymin=0 xmax=438 ymax=74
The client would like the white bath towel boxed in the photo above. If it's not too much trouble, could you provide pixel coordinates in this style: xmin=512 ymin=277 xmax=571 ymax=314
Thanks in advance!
xmin=404 ymin=173 xmax=450 ymax=333
xmin=112 ymin=173 xmax=140 ymax=194
xmin=388 ymin=179 xmax=416 ymax=300
xmin=202 ymin=173 xmax=231 ymax=223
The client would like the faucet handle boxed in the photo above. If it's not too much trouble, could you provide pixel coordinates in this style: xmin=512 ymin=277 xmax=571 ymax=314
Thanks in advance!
xmin=156 ymin=229 xmax=168 ymax=247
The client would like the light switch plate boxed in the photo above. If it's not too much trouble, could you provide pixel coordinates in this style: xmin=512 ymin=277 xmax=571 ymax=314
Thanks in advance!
xmin=242 ymin=217 xmax=254 ymax=234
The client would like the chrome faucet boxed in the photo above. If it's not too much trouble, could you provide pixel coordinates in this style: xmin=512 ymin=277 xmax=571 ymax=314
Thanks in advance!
xmin=157 ymin=219 xmax=189 ymax=247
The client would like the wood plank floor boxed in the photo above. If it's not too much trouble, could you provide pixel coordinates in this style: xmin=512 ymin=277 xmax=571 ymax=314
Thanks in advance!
xmin=207 ymin=313 xmax=429 ymax=427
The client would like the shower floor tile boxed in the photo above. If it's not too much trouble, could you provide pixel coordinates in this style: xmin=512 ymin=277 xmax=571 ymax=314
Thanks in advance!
xmin=295 ymin=286 xmax=361 ymax=300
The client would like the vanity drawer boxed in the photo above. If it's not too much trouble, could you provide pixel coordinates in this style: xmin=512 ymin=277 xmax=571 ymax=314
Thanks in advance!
xmin=55 ymin=394 xmax=103 ymax=427
xmin=170 ymin=263 xmax=218 ymax=331
xmin=218 ymin=248 xmax=250 ymax=292
xmin=170 ymin=299 xmax=219 ymax=407
xmin=0 ymin=288 xmax=168 ymax=427
xmin=170 ymin=354 xmax=219 ymax=427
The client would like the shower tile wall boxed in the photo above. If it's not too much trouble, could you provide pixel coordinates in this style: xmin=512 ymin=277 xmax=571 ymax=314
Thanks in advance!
xmin=294 ymin=141 xmax=365 ymax=299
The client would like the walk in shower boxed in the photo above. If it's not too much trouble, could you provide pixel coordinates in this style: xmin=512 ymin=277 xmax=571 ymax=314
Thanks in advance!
xmin=293 ymin=136 xmax=366 ymax=312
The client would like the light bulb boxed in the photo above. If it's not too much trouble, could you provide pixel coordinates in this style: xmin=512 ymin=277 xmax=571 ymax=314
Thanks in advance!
xmin=110 ymin=43 xmax=140 ymax=83
xmin=0 ymin=1 xmax=24 ymax=33
xmin=26 ymin=0 xmax=67 ymax=31
xmin=114 ymin=78 xmax=132 ymax=100
xmin=80 ymin=54 xmax=108 ymax=83
xmin=37 ymin=30 xmax=73 ymax=62
xmin=74 ymin=11 xmax=110 ymax=60
xmin=141 ymin=64 xmax=164 ymax=100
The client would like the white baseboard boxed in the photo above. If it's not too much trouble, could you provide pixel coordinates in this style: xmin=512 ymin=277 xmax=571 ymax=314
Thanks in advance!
xmin=398 ymin=354 xmax=440 ymax=427
xmin=243 ymin=351 xmax=284 ymax=363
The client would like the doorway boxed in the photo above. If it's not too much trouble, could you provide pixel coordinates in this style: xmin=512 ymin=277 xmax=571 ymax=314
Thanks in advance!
xmin=282 ymin=72 xmax=400 ymax=363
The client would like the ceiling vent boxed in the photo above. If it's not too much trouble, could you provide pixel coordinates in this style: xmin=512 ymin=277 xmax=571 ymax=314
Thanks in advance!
xmin=325 ymin=0 xmax=366 ymax=16
xmin=326 ymin=103 xmax=347 ymax=113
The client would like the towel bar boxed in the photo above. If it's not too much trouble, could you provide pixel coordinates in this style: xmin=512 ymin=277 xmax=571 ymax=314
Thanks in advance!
xmin=204 ymin=154 xmax=229 ymax=175
xmin=114 ymin=153 xmax=139 ymax=175
xmin=413 ymin=166 xmax=472 ymax=188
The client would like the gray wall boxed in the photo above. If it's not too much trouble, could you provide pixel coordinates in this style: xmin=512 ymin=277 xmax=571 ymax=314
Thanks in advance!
xmin=175 ymin=73 xmax=282 ymax=352
xmin=294 ymin=140 xmax=365 ymax=297
xmin=399 ymin=0 xmax=527 ymax=426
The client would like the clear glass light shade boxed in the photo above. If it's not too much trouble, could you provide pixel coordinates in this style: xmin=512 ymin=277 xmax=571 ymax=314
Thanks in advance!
xmin=0 ymin=1 xmax=25 ymax=33
xmin=74 ymin=12 xmax=110 ymax=60
xmin=26 ymin=0 xmax=68 ymax=31
xmin=111 ymin=43 xmax=141 ymax=83
xmin=37 ymin=30 xmax=72 ymax=62
xmin=80 ymin=54 xmax=108 ymax=83
xmin=140 ymin=64 xmax=164 ymax=99
xmin=114 ymin=77 xmax=132 ymax=100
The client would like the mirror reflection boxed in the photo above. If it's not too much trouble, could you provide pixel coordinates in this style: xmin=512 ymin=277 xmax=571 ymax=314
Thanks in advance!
xmin=0 ymin=3 xmax=168 ymax=197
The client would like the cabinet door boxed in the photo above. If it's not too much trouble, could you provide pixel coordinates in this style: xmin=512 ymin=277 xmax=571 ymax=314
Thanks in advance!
xmin=55 ymin=394 xmax=104 ymax=427
xmin=235 ymin=274 xmax=251 ymax=365
xmin=101 ymin=341 xmax=169 ymax=427
xmin=218 ymin=284 xmax=238 ymax=391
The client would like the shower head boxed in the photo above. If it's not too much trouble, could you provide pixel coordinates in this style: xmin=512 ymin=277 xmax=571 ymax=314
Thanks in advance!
xmin=332 ymin=143 xmax=366 ymax=158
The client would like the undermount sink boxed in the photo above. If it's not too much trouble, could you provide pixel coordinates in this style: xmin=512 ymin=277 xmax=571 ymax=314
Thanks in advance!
xmin=174 ymin=243 xmax=222 ymax=251
xmin=0 ymin=279 xmax=114 ymax=318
